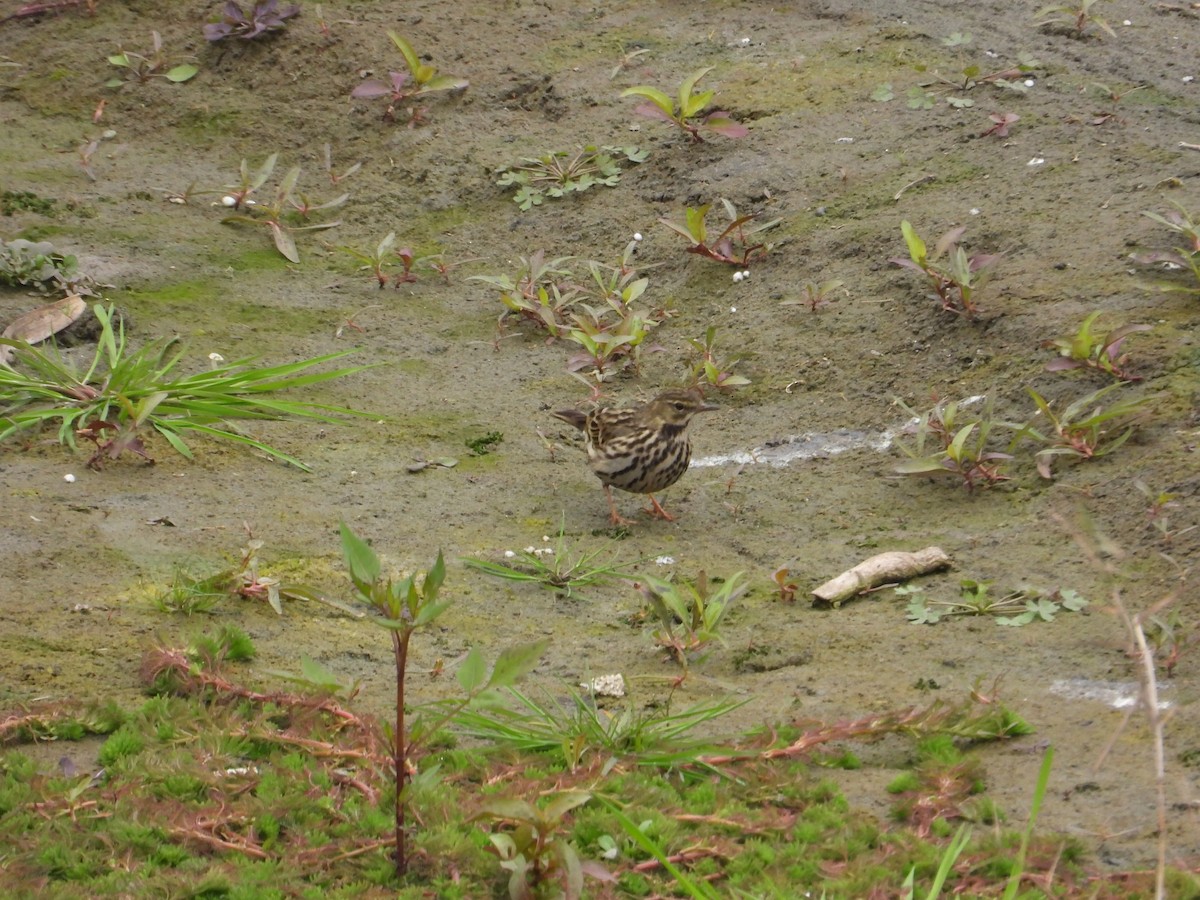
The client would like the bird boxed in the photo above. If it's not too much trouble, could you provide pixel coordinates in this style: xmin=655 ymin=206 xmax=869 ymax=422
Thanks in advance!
xmin=552 ymin=388 xmax=718 ymax=525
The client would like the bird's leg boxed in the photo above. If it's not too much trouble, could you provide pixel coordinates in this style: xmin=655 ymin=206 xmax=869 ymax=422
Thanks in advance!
xmin=643 ymin=493 xmax=676 ymax=521
xmin=605 ymin=486 xmax=635 ymax=526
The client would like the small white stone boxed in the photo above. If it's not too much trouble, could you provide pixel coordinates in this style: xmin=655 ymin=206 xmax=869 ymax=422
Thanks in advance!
xmin=733 ymin=271 xmax=743 ymax=283
xmin=1123 ymin=19 xmax=1132 ymax=25
xmin=63 ymin=473 xmax=76 ymax=483
xmin=542 ymin=535 xmax=551 ymax=543
xmin=245 ymin=199 xmax=257 ymax=206
xmin=523 ymin=546 xmax=536 ymax=554
xmin=221 ymin=195 xmax=237 ymax=207
xmin=730 ymin=306 xmax=737 ymax=312
xmin=740 ymin=37 xmax=751 ymax=45
xmin=632 ymin=232 xmax=642 ymax=241
xmin=1027 ymin=157 xmax=1045 ymax=166
xmin=742 ymin=269 xmax=751 ymax=279
xmin=101 ymin=129 xmax=117 ymax=139
xmin=504 ymin=550 xmax=516 ymax=558
xmin=1024 ymin=78 xmax=1035 ymax=88
xmin=208 ymin=352 xmax=225 ymax=364
xmin=1183 ymin=76 xmax=1195 ymax=84
xmin=969 ymin=207 xmax=980 ymax=215
xmin=655 ymin=555 xmax=675 ymax=565
xmin=168 ymin=197 xmax=185 ymax=205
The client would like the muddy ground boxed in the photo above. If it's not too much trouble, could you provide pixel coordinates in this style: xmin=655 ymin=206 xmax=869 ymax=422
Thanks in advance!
xmin=2 ymin=0 xmax=1198 ymax=877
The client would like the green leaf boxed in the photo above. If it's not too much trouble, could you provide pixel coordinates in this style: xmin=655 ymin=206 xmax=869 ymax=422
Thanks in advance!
xmin=457 ymin=647 xmax=487 ymax=693
xmin=871 ymin=83 xmax=895 ymax=102
xmin=300 ymin=656 xmax=344 ymax=689
xmin=388 ymin=31 xmax=422 ymax=79
xmin=543 ymin=790 xmax=592 ymax=822
xmin=165 ymin=64 xmax=199 ymax=83
xmin=412 ymin=597 xmax=452 ymax=627
xmin=900 ymin=220 xmax=926 ymax=267
xmin=1058 ymin=589 xmax=1088 ymax=611
xmin=424 ymin=550 xmax=446 ymax=598
xmin=107 ymin=53 xmax=130 ymax=68
xmin=419 ymin=74 xmax=468 ymax=93
xmin=486 ymin=639 xmax=549 ymax=690
xmin=678 ymin=66 xmax=714 ymax=116
xmin=620 ymin=85 xmax=674 ymax=119
xmin=339 ymin=522 xmax=380 ymax=585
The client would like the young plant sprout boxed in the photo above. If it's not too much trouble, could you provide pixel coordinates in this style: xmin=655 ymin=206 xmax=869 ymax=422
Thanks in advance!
xmin=621 ymin=66 xmax=748 ymax=143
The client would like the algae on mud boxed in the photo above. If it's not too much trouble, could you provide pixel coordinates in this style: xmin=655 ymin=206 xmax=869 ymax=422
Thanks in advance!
xmin=1 ymin=0 xmax=1198 ymax=890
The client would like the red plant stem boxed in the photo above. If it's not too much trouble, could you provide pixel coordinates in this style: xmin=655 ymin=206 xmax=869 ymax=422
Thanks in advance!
xmin=393 ymin=626 xmax=413 ymax=876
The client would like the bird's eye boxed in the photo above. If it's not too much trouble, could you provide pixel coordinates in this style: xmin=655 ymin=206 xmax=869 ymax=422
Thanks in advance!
xmin=673 ymin=402 xmax=687 ymax=411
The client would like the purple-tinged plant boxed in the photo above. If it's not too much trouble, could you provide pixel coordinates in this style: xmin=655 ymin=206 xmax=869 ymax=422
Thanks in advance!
xmin=890 ymin=221 xmax=1000 ymax=317
xmin=894 ymin=397 xmax=1013 ymax=491
xmin=621 ymin=67 xmax=748 ymax=143
xmin=204 ymin=0 xmax=299 ymax=42
xmin=1043 ymin=311 xmax=1151 ymax=381
xmin=659 ymin=199 xmax=779 ymax=267
xmin=351 ymin=31 xmax=468 ymax=124
xmin=980 ymin=111 xmax=1019 ymax=138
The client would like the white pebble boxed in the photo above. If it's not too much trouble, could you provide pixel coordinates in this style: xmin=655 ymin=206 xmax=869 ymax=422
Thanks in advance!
xmin=245 ymin=199 xmax=257 ymax=206
xmin=1184 ymin=76 xmax=1195 ymax=84
xmin=655 ymin=555 xmax=675 ymax=565
xmin=1023 ymin=78 xmax=1035 ymax=88
xmin=969 ymin=207 xmax=980 ymax=215
xmin=101 ymin=129 xmax=117 ymax=139
xmin=730 ymin=306 xmax=737 ymax=312
xmin=742 ymin=270 xmax=751 ymax=279
xmin=733 ymin=271 xmax=743 ymax=283
xmin=208 ymin=352 xmax=225 ymax=364
xmin=504 ymin=550 xmax=516 ymax=558
xmin=740 ymin=37 xmax=751 ymax=45
xmin=221 ymin=196 xmax=237 ymax=207
xmin=63 ymin=473 xmax=76 ymax=483
xmin=1027 ymin=157 xmax=1045 ymax=166
xmin=1123 ymin=19 xmax=1131 ymax=25
xmin=632 ymin=232 xmax=642 ymax=241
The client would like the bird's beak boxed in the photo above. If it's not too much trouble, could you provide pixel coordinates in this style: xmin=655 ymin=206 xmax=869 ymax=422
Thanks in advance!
xmin=699 ymin=401 xmax=719 ymax=413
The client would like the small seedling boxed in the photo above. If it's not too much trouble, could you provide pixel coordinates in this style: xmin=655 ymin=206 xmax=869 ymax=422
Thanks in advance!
xmin=1034 ymin=0 xmax=1116 ymax=39
xmin=341 ymin=232 xmax=417 ymax=288
xmin=1134 ymin=480 xmax=1194 ymax=544
xmin=474 ymin=791 xmax=594 ymax=900
xmin=0 ymin=238 xmax=88 ymax=294
xmin=495 ymin=145 xmax=647 ymax=210
xmin=1138 ymin=201 xmax=1200 ymax=294
xmin=782 ymin=278 xmax=844 ymax=312
xmin=980 ymin=111 xmax=1019 ymax=138
xmin=894 ymin=397 xmax=1013 ymax=491
xmin=565 ymin=306 xmax=660 ymax=380
xmin=468 ymin=251 xmax=578 ymax=337
xmin=686 ymin=325 xmax=750 ymax=390
xmin=105 ymin=31 xmax=197 ymax=87
xmin=636 ymin=570 xmax=748 ymax=668
xmin=351 ymin=31 xmax=468 ymax=124
xmin=322 ymin=142 xmax=362 ymax=185
xmin=658 ymin=198 xmax=779 ymax=267
xmin=903 ymin=37 xmax=1038 ymax=108
xmin=218 ymin=155 xmax=343 ymax=262
xmin=621 ymin=66 xmax=748 ymax=143
xmin=890 ymin=220 xmax=1000 ymax=316
xmin=204 ymin=0 xmax=299 ymax=42
xmin=1043 ymin=311 xmax=1151 ymax=381
xmin=463 ymin=522 xmax=637 ymax=599
xmin=899 ymin=580 xmax=1088 ymax=626
xmin=1012 ymin=384 xmax=1152 ymax=479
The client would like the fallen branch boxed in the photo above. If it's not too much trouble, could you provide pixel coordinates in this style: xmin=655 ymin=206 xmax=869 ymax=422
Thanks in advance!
xmin=811 ymin=546 xmax=951 ymax=607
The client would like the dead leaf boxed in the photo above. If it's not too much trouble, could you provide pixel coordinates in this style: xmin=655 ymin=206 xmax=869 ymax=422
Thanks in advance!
xmin=0 ymin=294 xmax=88 ymax=365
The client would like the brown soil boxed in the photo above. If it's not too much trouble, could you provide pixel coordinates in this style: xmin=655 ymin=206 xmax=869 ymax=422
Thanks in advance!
xmin=2 ymin=0 xmax=1198 ymax=876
